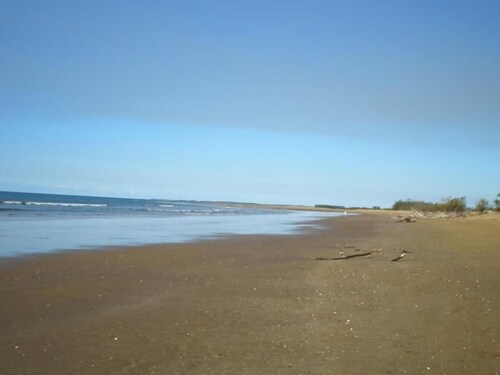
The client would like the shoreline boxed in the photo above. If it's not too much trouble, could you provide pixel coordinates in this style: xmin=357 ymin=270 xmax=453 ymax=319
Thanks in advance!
xmin=1 ymin=213 xmax=498 ymax=374
xmin=0 ymin=206 xmax=343 ymax=259
xmin=0 ymin=214 xmax=333 ymax=265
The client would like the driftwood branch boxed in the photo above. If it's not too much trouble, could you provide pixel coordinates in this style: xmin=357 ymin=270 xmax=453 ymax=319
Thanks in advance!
xmin=315 ymin=251 xmax=372 ymax=261
xmin=390 ymin=253 xmax=406 ymax=262
xmin=396 ymin=210 xmax=465 ymax=223
xmin=397 ymin=217 xmax=417 ymax=223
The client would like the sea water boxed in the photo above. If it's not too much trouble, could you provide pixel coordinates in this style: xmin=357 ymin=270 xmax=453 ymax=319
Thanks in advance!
xmin=0 ymin=191 xmax=340 ymax=257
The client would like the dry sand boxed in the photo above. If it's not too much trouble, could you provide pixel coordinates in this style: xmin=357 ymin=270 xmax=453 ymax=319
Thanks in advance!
xmin=0 ymin=213 xmax=498 ymax=374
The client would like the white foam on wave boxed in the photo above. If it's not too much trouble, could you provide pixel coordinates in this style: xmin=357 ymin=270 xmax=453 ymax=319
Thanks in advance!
xmin=1 ymin=201 xmax=23 ymax=205
xmin=0 ymin=201 xmax=107 ymax=207
xmin=159 ymin=204 xmax=174 ymax=208
xmin=27 ymin=202 xmax=107 ymax=207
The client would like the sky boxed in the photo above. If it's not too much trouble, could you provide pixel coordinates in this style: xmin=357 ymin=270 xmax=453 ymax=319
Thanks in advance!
xmin=1 ymin=0 xmax=499 ymax=207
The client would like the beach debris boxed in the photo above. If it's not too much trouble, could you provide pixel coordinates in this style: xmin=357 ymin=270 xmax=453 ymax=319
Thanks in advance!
xmin=315 ymin=251 xmax=372 ymax=261
xmin=390 ymin=253 xmax=406 ymax=262
xmin=373 ymin=247 xmax=383 ymax=253
xmin=396 ymin=210 xmax=466 ymax=223
xmin=390 ymin=247 xmax=412 ymax=261
xmin=397 ymin=217 xmax=417 ymax=223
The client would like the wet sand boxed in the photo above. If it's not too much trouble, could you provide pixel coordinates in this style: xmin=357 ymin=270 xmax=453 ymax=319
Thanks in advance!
xmin=1 ymin=213 xmax=498 ymax=374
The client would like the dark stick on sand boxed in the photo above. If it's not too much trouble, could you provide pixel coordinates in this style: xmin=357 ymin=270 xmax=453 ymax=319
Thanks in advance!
xmin=315 ymin=251 xmax=372 ymax=261
xmin=391 ymin=253 xmax=406 ymax=262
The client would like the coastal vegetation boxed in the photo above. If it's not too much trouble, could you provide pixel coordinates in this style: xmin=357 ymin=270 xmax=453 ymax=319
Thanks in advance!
xmin=392 ymin=197 xmax=466 ymax=214
xmin=475 ymin=198 xmax=489 ymax=214
xmin=394 ymin=194 xmax=500 ymax=214
xmin=315 ymin=204 xmax=346 ymax=209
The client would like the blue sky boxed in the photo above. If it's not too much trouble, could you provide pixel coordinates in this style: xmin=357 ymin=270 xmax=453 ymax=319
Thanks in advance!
xmin=1 ymin=0 xmax=499 ymax=207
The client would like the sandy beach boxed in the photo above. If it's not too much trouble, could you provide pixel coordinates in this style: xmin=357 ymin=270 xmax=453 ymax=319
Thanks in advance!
xmin=0 ymin=212 xmax=498 ymax=374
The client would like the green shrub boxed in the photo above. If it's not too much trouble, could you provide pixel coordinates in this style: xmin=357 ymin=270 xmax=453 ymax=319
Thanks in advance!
xmin=438 ymin=197 xmax=466 ymax=213
xmin=392 ymin=197 xmax=466 ymax=213
xmin=392 ymin=199 xmax=435 ymax=211
xmin=475 ymin=198 xmax=489 ymax=213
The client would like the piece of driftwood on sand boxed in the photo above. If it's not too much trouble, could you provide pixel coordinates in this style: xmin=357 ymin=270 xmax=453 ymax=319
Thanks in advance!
xmin=396 ymin=210 xmax=466 ymax=223
xmin=397 ymin=217 xmax=417 ymax=223
xmin=315 ymin=251 xmax=372 ymax=261
xmin=391 ymin=253 xmax=406 ymax=262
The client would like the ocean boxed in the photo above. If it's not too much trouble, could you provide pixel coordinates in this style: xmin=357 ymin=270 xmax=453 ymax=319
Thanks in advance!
xmin=0 ymin=191 xmax=340 ymax=257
